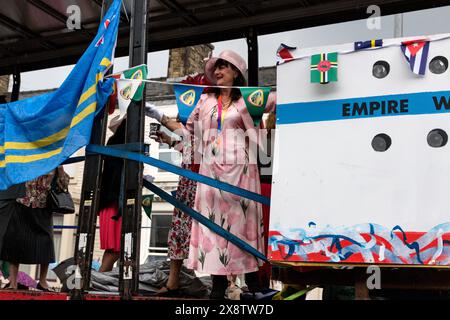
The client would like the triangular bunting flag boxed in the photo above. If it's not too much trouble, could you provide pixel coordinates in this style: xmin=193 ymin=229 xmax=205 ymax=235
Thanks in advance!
xmin=142 ymin=194 xmax=154 ymax=219
xmin=123 ymin=64 xmax=148 ymax=101
xmin=116 ymin=77 xmax=140 ymax=119
xmin=311 ymin=52 xmax=338 ymax=84
xmin=401 ymin=40 xmax=430 ymax=75
xmin=240 ymin=87 xmax=271 ymax=127
xmin=354 ymin=39 xmax=383 ymax=51
xmin=174 ymin=84 xmax=204 ymax=124
xmin=115 ymin=64 xmax=148 ymax=119
xmin=276 ymin=43 xmax=297 ymax=65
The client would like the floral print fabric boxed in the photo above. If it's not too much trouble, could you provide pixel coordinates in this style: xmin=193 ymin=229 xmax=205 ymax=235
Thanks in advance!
xmin=167 ymin=138 xmax=198 ymax=260
xmin=183 ymin=93 xmax=275 ymax=275
xmin=16 ymin=172 xmax=54 ymax=209
xmin=16 ymin=168 xmax=70 ymax=209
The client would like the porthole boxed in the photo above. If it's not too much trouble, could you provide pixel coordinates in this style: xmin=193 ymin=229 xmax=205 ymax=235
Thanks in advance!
xmin=372 ymin=61 xmax=390 ymax=79
xmin=427 ymin=129 xmax=448 ymax=148
xmin=371 ymin=133 xmax=391 ymax=152
xmin=429 ymin=56 xmax=448 ymax=74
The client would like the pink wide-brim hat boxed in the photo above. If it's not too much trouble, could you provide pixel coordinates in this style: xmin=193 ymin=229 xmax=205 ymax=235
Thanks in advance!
xmin=204 ymin=50 xmax=248 ymax=85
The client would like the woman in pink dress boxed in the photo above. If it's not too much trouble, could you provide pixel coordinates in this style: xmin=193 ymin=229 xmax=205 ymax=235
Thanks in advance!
xmin=146 ymin=50 xmax=275 ymax=299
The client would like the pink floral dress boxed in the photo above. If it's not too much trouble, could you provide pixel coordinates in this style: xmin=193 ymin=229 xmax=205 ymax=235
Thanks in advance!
xmin=183 ymin=93 xmax=275 ymax=275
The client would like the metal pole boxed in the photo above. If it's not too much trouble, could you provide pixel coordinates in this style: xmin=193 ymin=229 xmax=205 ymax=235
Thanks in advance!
xmin=394 ymin=13 xmax=403 ymax=38
xmin=10 ymin=67 xmax=20 ymax=102
xmin=118 ymin=0 xmax=147 ymax=300
xmin=246 ymin=26 xmax=259 ymax=86
xmin=70 ymin=0 xmax=112 ymax=300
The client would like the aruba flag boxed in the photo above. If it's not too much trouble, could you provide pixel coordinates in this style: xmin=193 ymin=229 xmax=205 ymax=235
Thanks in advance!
xmin=0 ymin=0 xmax=121 ymax=189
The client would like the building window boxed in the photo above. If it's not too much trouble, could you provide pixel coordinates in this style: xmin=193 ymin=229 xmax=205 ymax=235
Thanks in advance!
xmin=148 ymin=212 xmax=172 ymax=258
xmin=158 ymin=127 xmax=182 ymax=172
xmin=158 ymin=150 xmax=182 ymax=172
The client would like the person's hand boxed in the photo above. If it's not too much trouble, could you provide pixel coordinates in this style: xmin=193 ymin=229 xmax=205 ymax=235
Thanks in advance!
xmin=154 ymin=131 xmax=173 ymax=146
xmin=145 ymin=103 xmax=164 ymax=122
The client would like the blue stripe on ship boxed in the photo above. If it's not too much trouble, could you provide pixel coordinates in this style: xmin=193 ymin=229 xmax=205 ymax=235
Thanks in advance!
xmin=278 ymin=90 xmax=450 ymax=125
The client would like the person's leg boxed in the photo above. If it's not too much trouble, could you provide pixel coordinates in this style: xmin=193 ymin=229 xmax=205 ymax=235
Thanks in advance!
xmin=210 ymin=274 xmax=228 ymax=299
xmin=7 ymin=263 xmax=19 ymax=289
xmin=38 ymin=264 xmax=49 ymax=289
xmin=166 ymin=259 xmax=183 ymax=290
xmin=99 ymin=250 xmax=120 ymax=272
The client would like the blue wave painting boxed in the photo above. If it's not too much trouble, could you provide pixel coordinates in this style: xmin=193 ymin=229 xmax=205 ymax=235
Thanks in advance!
xmin=269 ymin=222 xmax=450 ymax=265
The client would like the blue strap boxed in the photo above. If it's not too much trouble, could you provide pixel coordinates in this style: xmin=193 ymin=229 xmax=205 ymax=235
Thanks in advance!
xmin=107 ymin=142 xmax=146 ymax=153
xmin=60 ymin=144 xmax=144 ymax=167
xmin=53 ymin=225 xmax=78 ymax=229
xmin=143 ymin=179 xmax=268 ymax=262
xmin=61 ymin=156 xmax=86 ymax=165
xmin=87 ymin=144 xmax=271 ymax=206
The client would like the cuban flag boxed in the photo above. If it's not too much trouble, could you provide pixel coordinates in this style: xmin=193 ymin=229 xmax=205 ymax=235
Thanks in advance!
xmin=401 ymin=40 xmax=430 ymax=76
xmin=276 ymin=43 xmax=297 ymax=65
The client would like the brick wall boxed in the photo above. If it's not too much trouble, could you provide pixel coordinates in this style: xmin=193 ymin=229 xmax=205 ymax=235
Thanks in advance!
xmin=0 ymin=75 xmax=9 ymax=99
xmin=167 ymin=44 xmax=214 ymax=79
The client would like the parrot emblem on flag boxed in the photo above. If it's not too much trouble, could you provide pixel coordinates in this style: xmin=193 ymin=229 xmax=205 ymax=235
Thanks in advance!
xmin=180 ymin=89 xmax=196 ymax=107
xmin=131 ymin=69 xmax=143 ymax=80
xmin=120 ymin=84 xmax=133 ymax=100
xmin=248 ymin=89 xmax=265 ymax=107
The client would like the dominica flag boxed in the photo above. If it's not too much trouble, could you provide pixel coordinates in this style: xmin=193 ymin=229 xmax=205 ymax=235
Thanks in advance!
xmin=354 ymin=39 xmax=383 ymax=51
xmin=401 ymin=40 xmax=430 ymax=76
xmin=311 ymin=52 xmax=338 ymax=84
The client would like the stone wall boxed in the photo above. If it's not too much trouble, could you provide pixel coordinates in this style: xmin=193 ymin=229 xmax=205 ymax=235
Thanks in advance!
xmin=167 ymin=44 xmax=214 ymax=79
xmin=0 ymin=75 xmax=9 ymax=92
xmin=0 ymin=75 xmax=9 ymax=101
xmin=259 ymin=66 xmax=276 ymax=87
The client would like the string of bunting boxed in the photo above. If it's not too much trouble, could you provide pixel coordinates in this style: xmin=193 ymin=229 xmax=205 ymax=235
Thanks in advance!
xmin=108 ymin=75 xmax=272 ymax=127
xmin=277 ymin=33 xmax=450 ymax=84
xmin=110 ymin=34 xmax=450 ymax=123
xmin=276 ymin=33 xmax=450 ymax=65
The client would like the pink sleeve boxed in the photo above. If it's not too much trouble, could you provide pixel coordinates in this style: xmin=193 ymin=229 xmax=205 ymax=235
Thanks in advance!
xmin=265 ymin=91 xmax=277 ymax=113
xmin=173 ymin=141 xmax=183 ymax=153
xmin=184 ymin=103 xmax=200 ymax=135
xmin=176 ymin=96 xmax=203 ymax=139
